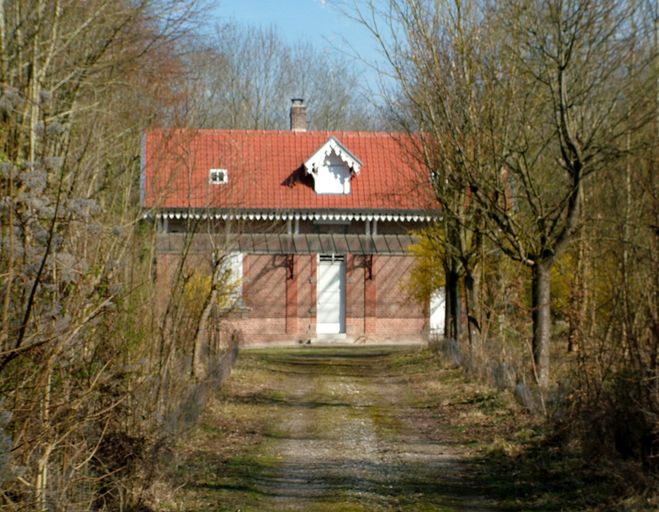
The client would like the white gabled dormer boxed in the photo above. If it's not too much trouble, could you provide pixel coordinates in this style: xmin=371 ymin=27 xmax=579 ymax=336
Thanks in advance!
xmin=304 ymin=137 xmax=362 ymax=195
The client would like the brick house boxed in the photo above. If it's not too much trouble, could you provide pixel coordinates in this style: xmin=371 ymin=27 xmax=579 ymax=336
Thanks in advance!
xmin=141 ymin=100 xmax=443 ymax=344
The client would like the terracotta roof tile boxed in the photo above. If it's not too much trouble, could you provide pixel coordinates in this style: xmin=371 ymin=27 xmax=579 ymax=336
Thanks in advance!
xmin=142 ymin=128 xmax=439 ymax=212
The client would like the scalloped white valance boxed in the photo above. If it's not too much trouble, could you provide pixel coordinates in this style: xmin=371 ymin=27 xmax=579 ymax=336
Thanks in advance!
xmin=304 ymin=137 xmax=362 ymax=176
xmin=144 ymin=210 xmax=438 ymax=223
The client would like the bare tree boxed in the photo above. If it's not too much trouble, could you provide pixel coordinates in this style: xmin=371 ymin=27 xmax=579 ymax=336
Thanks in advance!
xmin=463 ymin=0 xmax=654 ymax=386
xmin=184 ymin=23 xmax=375 ymax=130
xmin=350 ymin=0 xmax=499 ymax=350
xmin=354 ymin=0 xmax=653 ymax=387
xmin=0 ymin=0 xmax=207 ymax=508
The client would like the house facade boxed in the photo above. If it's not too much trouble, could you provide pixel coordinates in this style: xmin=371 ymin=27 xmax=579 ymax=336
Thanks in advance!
xmin=142 ymin=100 xmax=442 ymax=344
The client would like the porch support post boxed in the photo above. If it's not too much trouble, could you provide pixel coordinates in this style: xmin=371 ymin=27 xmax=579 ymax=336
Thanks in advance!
xmin=310 ymin=255 xmax=317 ymax=335
xmin=364 ymin=255 xmax=376 ymax=335
xmin=286 ymin=255 xmax=298 ymax=334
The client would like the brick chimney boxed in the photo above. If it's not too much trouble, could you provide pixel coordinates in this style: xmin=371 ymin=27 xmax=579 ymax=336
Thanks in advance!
xmin=290 ymin=98 xmax=306 ymax=132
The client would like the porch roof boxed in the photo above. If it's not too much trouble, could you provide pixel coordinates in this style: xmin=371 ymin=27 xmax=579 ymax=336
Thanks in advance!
xmin=156 ymin=233 xmax=418 ymax=256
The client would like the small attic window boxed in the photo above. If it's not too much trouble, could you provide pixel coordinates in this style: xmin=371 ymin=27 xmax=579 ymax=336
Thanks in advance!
xmin=209 ymin=168 xmax=228 ymax=185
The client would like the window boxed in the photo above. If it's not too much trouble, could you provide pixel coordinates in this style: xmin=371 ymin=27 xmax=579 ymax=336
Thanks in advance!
xmin=225 ymin=252 xmax=243 ymax=304
xmin=213 ymin=251 xmax=243 ymax=307
xmin=209 ymin=168 xmax=228 ymax=184
xmin=319 ymin=254 xmax=345 ymax=262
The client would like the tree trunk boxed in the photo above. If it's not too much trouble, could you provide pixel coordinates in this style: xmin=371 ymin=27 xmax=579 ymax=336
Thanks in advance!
xmin=191 ymin=255 xmax=227 ymax=379
xmin=35 ymin=365 xmax=53 ymax=511
xmin=464 ymin=270 xmax=481 ymax=352
xmin=567 ymin=232 xmax=585 ymax=353
xmin=532 ymin=260 xmax=552 ymax=387
xmin=444 ymin=268 xmax=461 ymax=342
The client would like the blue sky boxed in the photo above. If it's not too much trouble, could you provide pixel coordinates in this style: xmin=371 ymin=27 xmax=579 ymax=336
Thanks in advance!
xmin=209 ymin=0 xmax=385 ymax=92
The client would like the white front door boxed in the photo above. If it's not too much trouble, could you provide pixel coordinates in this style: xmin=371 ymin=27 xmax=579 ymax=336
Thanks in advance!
xmin=316 ymin=254 xmax=346 ymax=334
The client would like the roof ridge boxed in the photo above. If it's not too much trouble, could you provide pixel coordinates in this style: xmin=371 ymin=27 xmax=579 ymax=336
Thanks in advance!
xmin=146 ymin=127 xmax=407 ymax=137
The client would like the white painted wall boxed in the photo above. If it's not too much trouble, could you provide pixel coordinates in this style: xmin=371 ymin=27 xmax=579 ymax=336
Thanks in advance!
xmin=429 ymin=287 xmax=445 ymax=334
xmin=304 ymin=137 xmax=361 ymax=195
xmin=313 ymin=153 xmax=351 ymax=194
xmin=225 ymin=252 xmax=242 ymax=304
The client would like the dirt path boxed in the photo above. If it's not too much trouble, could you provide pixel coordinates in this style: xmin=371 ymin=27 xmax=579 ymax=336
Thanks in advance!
xmin=167 ymin=345 xmax=635 ymax=511
xmin=252 ymin=348 xmax=493 ymax=511
xmin=172 ymin=345 xmax=529 ymax=511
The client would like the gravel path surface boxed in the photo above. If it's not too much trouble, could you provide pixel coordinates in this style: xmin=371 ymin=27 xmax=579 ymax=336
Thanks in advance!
xmin=176 ymin=346 xmax=508 ymax=511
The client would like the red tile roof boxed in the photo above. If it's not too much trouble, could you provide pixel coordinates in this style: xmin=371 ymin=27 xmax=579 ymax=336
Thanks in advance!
xmin=142 ymin=129 xmax=439 ymax=212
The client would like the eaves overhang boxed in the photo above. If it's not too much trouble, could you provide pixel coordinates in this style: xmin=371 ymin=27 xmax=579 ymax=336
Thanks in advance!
xmin=143 ymin=208 xmax=441 ymax=223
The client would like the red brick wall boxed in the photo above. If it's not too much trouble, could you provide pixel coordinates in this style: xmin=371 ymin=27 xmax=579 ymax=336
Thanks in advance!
xmin=364 ymin=256 xmax=377 ymax=335
xmin=235 ymin=254 xmax=287 ymax=340
xmin=286 ymin=256 xmax=298 ymax=334
xmin=374 ymin=255 xmax=426 ymax=339
xmin=346 ymin=255 xmax=365 ymax=336
xmin=297 ymin=255 xmax=315 ymax=337
xmin=156 ymin=251 xmax=426 ymax=344
xmin=155 ymin=252 xmax=212 ymax=316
